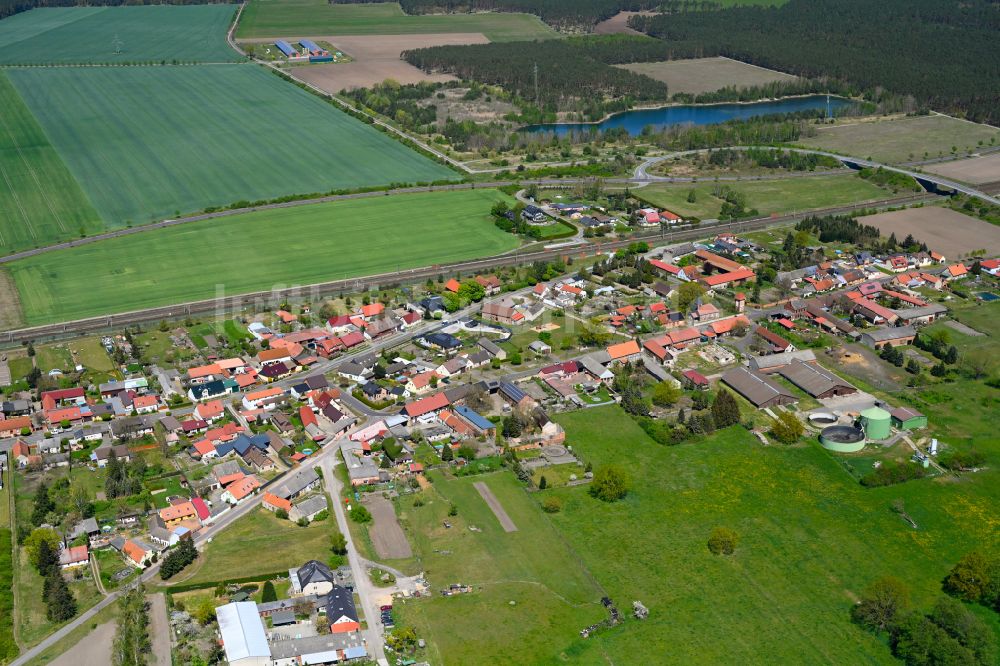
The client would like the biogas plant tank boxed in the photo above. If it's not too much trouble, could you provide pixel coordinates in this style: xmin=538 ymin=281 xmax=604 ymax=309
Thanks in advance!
xmin=819 ymin=425 xmax=866 ymax=453
xmin=859 ymin=407 xmax=892 ymax=441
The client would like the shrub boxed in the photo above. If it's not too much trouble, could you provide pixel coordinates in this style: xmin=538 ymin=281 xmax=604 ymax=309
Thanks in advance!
xmin=349 ymin=505 xmax=372 ymax=524
xmin=589 ymin=465 xmax=629 ymax=502
xmin=707 ymin=527 xmax=739 ymax=555
xmin=275 ymin=508 xmax=288 ymax=520
xmin=542 ymin=497 xmax=562 ymax=513
xmin=861 ymin=462 xmax=927 ymax=488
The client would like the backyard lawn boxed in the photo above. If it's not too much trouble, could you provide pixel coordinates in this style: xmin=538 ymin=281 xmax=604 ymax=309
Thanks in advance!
xmin=540 ymin=406 xmax=1000 ymax=664
xmin=9 ymin=188 xmax=518 ymax=325
xmin=165 ymin=506 xmax=335 ymax=586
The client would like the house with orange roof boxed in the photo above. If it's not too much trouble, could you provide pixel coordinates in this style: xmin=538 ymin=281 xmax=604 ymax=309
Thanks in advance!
xmin=122 ymin=539 xmax=151 ymax=567
xmin=276 ymin=309 xmax=298 ymax=324
xmin=665 ymin=327 xmax=702 ymax=349
xmin=45 ymin=406 xmax=84 ymax=428
xmin=0 ymin=415 xmax=32 ymax=438
xmin=257 ymin=347 xmax=292 ymax=367
xmin=160 ymin=501 xmax=197 ymax=527
xmin=194 ymin=400 xmax=224 ymax=423
xmin=700 ymin=267 xmax=756 ymax=289
xmin=642 ymin=338 xmax=677 ymax=366
xmin=403 ymin=392 xmax=450 ymax=421
xmin=268 ymin=338 xmax=305 ymax=359
xmin=59 ymin=544 xmax=89 ymax=569
xmin=262 ymin=492 xmax=292 ymax=514
xmin=192 ymin=439 xmax=218 ymax=460
xmin=439 ymin=409 xmax=474 ymax=436
xmin=205 ymin=422 xmax=243 ymax=443
xmin=444 ymin=278 xmax=461 ymax=293
xmin=944 ymin=263 xmax=968 ymax=280
xmin=222 ymin=475 xmax=261 ymax=504
xmin=360 ymin=303 xmax=385 ymax=319
xmin=11 ymin=439 xmax=33 ymax=466
xmin=693 ymin=303 xmax=720 ymax=321
xmin=242 ymin=386 xmax=284 ymax=411
xmin=187 ymin=363 xmax=223 ymax=382
xmin=606 ymin=339 xmax=641 ymax=364
xmin=475 ymin=274 xmax=502 ymax=295
xmin=132 ymin=394 xmax=161 ymax=414
xmin=405 ymin=371 xmax=438 ymax=395
xmin=709 ymin=315 xmax=750 ymax=338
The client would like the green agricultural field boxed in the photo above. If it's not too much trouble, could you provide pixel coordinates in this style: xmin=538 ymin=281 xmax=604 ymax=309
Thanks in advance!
xmin=394 ymin=471 xmax=605 ymax=665
xmin=0 ymin=72 xmax=102 ymax=255
xmin=168 ymin=506 xmax=334 ymax=586
xmin=798 ymin=114 xmax=1000 ymax=165
xmin=541 ymin=406 xmax=999 ymax=664
xmin=8 ymin=188 xmax=519 ymax=325
xmin=634 ymin=174 xmax=889 ymax=220
xmin=7 ymin=64 xmax=455 ymax=226
xmin=0 ymin=5 xmax=240 ymax=65
xmin=237 ymin=0 xmax=557 ymax=41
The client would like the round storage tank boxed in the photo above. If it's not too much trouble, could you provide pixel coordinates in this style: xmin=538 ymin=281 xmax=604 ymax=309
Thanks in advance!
xmin=859 ymin=406 xmax=891 ymax=440
xmin=819 ymin=425 xmax=866 ymax=453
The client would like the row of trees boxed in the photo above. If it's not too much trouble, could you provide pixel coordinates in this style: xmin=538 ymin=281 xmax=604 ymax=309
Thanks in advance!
xmin=631 ymin=0 xmax=1000 ymax=124
xmin=24 ymin=528 xmax=76 ymax=622
xmin=105 ymin=453 xmax=146 ymax=500
xmin=112 ymin=585 xmax=150 ymax=666
xmin=706 ymin=147 xmax=841 ymax=172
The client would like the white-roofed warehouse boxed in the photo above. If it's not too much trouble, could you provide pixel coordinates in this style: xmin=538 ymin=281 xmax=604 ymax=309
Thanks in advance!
xmin=216 ymin=601 xmax=270 ymax=665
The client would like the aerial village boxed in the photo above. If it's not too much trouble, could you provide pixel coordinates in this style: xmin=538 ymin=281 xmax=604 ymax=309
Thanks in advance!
xmin=2 ymin=194 xmax=998 ymax=665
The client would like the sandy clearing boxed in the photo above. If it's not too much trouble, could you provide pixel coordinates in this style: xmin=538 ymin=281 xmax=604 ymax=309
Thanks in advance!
xmin=859 ymin=207 xmax=1000 ymax=258
xmin=923 ymin=153 xmax=1000 ymax=185
xmin=594 ymin=11 xmax=655 ymax=35
xmin=365 ymin=494 xmax=413 ymax=559
xmin=617 ymin=57 xmax=798 ymax=96
xmin=474 ymin=481 xmax=517 ymax=533
xmin=49 ymin=621 xmax=115 ymax=666
xmin=266 ymin=33 xmax=489 ymax=92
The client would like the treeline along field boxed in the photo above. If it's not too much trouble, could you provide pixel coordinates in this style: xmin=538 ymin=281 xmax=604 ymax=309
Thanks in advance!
xmin=631 ymin=0 xmax=1000 ymax=125
xmin=6 ymin=64 xmax=456 ymax=226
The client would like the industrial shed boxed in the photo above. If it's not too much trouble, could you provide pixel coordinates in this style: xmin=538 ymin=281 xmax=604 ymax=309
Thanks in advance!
xmin=721 ymin=367 xmax=797 ymax=409
xmin=776 ymin=360 xmax=857 ymax=399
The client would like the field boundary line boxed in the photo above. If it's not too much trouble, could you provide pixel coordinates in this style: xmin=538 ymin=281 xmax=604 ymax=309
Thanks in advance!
xmin=0 ymin=112 xmax=66 ymax=234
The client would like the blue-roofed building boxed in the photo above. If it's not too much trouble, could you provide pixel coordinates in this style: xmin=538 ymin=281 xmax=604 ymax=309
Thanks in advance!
xmin=275 ymin=40 xmax=297 ymax=57
xmin=421 ymin=332 xmax=461 ymax=351
xmin=187 ymin=379 xmax=234 ymax=403
xmin=231 ymin=434 xmax=270 ymax=457
xmin=453 ymin=405 xmax=495 ymax=435
xmin=498 ymin=381 xmax=528 ymax=406
xmin=299 ymin=38 xmax=327 ymax=54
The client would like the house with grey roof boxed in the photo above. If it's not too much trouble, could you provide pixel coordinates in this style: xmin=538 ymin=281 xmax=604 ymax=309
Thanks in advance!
xmin=270 ymin=467 xmax=320 ymax=500
xmin=721 ymin=367 xmax=797 ymax=409
xmin=289 ymin=495 xmax=328 ymax=523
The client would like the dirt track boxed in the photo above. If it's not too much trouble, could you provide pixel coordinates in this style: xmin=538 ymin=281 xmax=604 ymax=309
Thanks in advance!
xmin=48 ymin=621 xmax=114 ymax=666
xmin=365 ymin=494 xmax=413 ymax=559
xmin=474 ymin=481 xmax=517 ymax=533
xmin=286 ymin=33 xmax=489 ymax=92
xmin=859 ymin=206 xmax=1000 ymax=258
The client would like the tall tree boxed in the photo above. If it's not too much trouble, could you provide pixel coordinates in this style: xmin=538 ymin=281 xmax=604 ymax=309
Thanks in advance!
xmin=711 ymin=389 xmax=741 ymax=429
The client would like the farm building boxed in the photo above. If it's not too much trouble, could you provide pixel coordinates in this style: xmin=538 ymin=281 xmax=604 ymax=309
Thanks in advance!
xmin=890 ymin=407 xmax=927 ymax=430
xmin=721 ymin=368 xmax=797 ymax=409
xmin=860 ymin=326 xmax=916 ymax=349
xmin=776 ymin=360 xmax=856 ymax=399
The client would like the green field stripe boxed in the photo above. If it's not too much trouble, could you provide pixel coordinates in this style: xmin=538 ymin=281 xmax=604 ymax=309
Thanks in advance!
xmin=8 ymin=188 xmax=518 ymax=325
xmin=7 ymin=65 xmax=455 ymax=227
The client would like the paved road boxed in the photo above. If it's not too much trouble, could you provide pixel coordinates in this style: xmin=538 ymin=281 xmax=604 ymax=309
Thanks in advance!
xmin=320 ymin=453 xmax=389 ymax=666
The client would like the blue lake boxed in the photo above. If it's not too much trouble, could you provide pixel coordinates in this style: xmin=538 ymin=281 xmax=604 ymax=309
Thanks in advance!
xmin=521 ymin=95 xmax=852 ymax=137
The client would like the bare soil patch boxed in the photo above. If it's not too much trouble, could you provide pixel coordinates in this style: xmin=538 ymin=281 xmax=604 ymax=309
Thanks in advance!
xmin=49 ymin=620 xmax=115 ymax=666
xmin=924 ymin=153 xmax=1000 ymax=185
xmin=473 ymin=481 xmax=518 ymax=533
xmin=594 ymin=11 xmax=655 ymax=35
xmin=365 ymin=494 xmax=413 ymax=559
xmin=0 ymin=268 xmax=23 ymax=331
xmin=285 ymin=33 xmax=489 ymax=92
xmin=424 ymin=86 xmax=517 ymax=126
xmin=859 ymin=206 xmax=1000 ymax=258
xmin=617 ymin=57 xmax=797 ymax=96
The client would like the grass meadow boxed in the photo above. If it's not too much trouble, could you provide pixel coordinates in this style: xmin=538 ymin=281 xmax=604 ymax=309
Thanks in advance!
xmin=161 ymin=506 xmax=334 ymax=587
xmin=7 ymin=64 xmax=455 ymax=226
xmin=0 ymin=72 xmax=102 ymax=255
xmin=798 ymin=114 xmax=1000 ymax=164
xmin=0 ymin=5 xmax=239 ymax=65
xmin=635 ymin=174 xmax=889 ymax=220
xmin=394 ymin=471 xmax=606 ymax=665
xmin=538 ymin=406 xmax=999 ymax=664
xmin=8 ymin=188 xmax=518 ymax=325
xmin=236 ymin=0 xmax=557 ymax=41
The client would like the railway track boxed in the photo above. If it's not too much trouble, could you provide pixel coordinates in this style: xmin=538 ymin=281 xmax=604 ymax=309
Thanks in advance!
xmin=0 ymin=192 xmax=934 ymax=346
